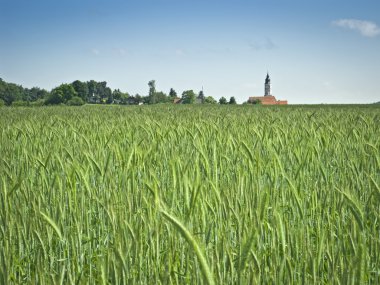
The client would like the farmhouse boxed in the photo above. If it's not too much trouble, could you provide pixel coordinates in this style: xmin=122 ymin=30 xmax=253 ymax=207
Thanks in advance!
xmin=248 ymin=73 xmax=288 ymax=105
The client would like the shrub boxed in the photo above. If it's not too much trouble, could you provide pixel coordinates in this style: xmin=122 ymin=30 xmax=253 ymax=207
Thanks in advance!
xmin=30 ymin=99 xmax=46 ymax=107
xmin=204 ymin=96 xmax=217 ymax=104
xmin=67 ymin=96 xmax=85 ymax=106
xmin=11 ymin=100 xmax=29 ymax=107
xmin=249 ymin=99 xmax=262 ymax=105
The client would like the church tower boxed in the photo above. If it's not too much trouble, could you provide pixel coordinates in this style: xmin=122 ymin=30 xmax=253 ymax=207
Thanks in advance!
xmin=264 ymin=73 xmax=271 ymax=96
xmin=248 ymin=72 xmax=287 ymax=104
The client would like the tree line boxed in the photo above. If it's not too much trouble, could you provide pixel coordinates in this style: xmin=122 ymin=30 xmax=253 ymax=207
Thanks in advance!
xmin=0 ymin=78 xmax=237 ymax=106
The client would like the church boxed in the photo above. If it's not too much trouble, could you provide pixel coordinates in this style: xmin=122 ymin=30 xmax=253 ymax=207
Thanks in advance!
xmin=248 ymin=73 xmax=288 ymax=105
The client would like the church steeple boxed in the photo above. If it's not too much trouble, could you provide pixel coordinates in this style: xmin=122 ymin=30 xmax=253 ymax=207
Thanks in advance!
xmin=264 ymin=73 xmax=271 ymax=96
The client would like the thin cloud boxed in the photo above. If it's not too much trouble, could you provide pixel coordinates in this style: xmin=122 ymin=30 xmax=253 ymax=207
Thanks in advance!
xmin=332 ymin=19 xmax=380 ymax=37
xmin=117 ymin=48 xmax=127 ymax=56
xmin=91 ymin=48 xmax=100 ymax=55
xmin=249 ymin=38 xmax=277 ymax=51
xmin=175 ymin=49 xmax=185 ymax=56
xmin=323 ymin=81 xmax=332 ymax=88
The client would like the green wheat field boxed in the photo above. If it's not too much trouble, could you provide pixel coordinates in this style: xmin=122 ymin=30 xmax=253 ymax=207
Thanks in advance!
xmin=1 ymin=105 xmax=379 ymax=284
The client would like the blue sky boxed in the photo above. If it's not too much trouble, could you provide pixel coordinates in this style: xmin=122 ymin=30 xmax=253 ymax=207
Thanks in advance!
xmin=1 ymin=0 xmax=380 ymax=103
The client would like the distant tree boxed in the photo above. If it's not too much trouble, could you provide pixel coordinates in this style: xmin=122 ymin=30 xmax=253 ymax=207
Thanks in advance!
xmin=112 ymin=89 xmax=122 ymax=101
xmin=155 ymin=91 xmax=169 ymax=103
xmin=169 ymin=88 xmax=177 ymax=98
xmin=148 ymin=80 xmax=157 ymax=104
xmin=71 ymin=80 xmax=89 ymax=101
xmin=120 ymin=93 xmax=130 ymax=104
xmin=105 ymin=89 xmax=112 ymax=103
xmin=204 ymin=96 xmax=217 ymax=104
xmin=197 ymin=90 xmax=205 ymax=103
xmin=46 ymin=84 xmax=77 ymax=105
xmin=135 ymin=94 xmax=142 ymax=104
xmin=87 ymin=80 xmax=97 ymax=97
xmin=60 ymin=84 xmax=77 ymax=102
xmin=148 ymin=80 xmax=156 ymax=93
xmin=26 ymin=87 xmax=49 ymax=102
xmin=95 ymin=81 xmax=112 ymax=103
xmin=229 ymin=96 xmax=237 ymax=104
xmin=110 ymin=89 xmax=129 ymax=104
xmin=0 ymin=79 xmax=5 ymax=103
xmin=106 ymin=93 xmax=114 ymax=104
xmin=45 ymin=89 xmax=64 ymax=105
xmin=127 ymin=96 xmax=134 ymax=104
xmin=181 ymin=90 xmax=196 ymax=104
xmin=142 ymin=95 xmax=150 ymax=104
xmin=0 ymin=79 xmax=23 ymax=105
xmin=219 ymin=96 xmax=227 ymax=104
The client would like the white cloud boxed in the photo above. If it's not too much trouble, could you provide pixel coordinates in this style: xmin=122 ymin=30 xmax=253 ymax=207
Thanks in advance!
xmin=332 ymin=19 xmax=380 ymax=37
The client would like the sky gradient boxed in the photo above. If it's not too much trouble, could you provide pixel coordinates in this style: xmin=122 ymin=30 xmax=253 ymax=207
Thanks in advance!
xmin=1 ymin=0 xmax=380 ymax=103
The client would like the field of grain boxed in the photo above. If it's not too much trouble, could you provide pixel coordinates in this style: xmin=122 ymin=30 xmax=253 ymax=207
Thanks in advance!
xmin=1 ymin=105 xmax=379 ymax=284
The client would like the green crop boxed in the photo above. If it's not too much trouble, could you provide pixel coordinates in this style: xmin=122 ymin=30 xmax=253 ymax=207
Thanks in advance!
xmin=0 ymin=104 xmax=379 ymax=284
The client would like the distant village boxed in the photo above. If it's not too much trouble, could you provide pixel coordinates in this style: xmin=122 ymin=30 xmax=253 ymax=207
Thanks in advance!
xmin=0 ymin=73 xmax=287 ymax=106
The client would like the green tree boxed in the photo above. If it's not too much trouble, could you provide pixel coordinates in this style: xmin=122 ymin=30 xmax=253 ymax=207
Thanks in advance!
xmin=135 ymin=94 xmax=142 ymax=104
xmin=106 ymin=94 xmax=114 ymax=104
xmin=169 ymin=88 xmax=177 ymax=98
xmin=219 ymin=97 xmax=227 ymax=104
xmin=45 ymin=89 xmax=64 ymax=105
xmin=0 ymin=79 xmax=23 ymax=105
xmin=46 ymin=84 xmax=77 ymax=105
xmin=71 ymin=80 xmax=89 ymax=101
xmin=0 ymin=79 xmax=5 ymax=99
xmin=181 ymin=90 xmax=196 ymax=104
xmin=156 ymin=91 xmax=169 ymax=103
xmin=204 ymin=96 xmax=217 ymax=104
xmin=26 ymin=87 xmax=49 ymax=102
xmin=229 ymin=96 xmax=237 ymax=104
xmin=95 ymin=81 xmax=112 ymax=103
xmin=198 ymin=90 xmax=205 ymax=103
xmin=148 ymin=80 xmax=157 ymax=104
xmin=87 ymin=80 xmax=97 ymax=97
xmin=59 ymin=84 xmax=77 ymax=102
xmin=120 ymin=93 xmax=130 ymax=104
xmin=112 ymin=89 xmax=130 ymax=104
xmin=142 ymin=95 xmax=150 ymax=104
xmin=112 ymin=89 xmax=122 ymax=101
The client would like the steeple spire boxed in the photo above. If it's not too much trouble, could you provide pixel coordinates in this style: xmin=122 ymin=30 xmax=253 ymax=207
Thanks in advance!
xmin=265 ymin=72 xmax=270 ymax=85
xmin=264 ymin=73 xmax=271 ymax=96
